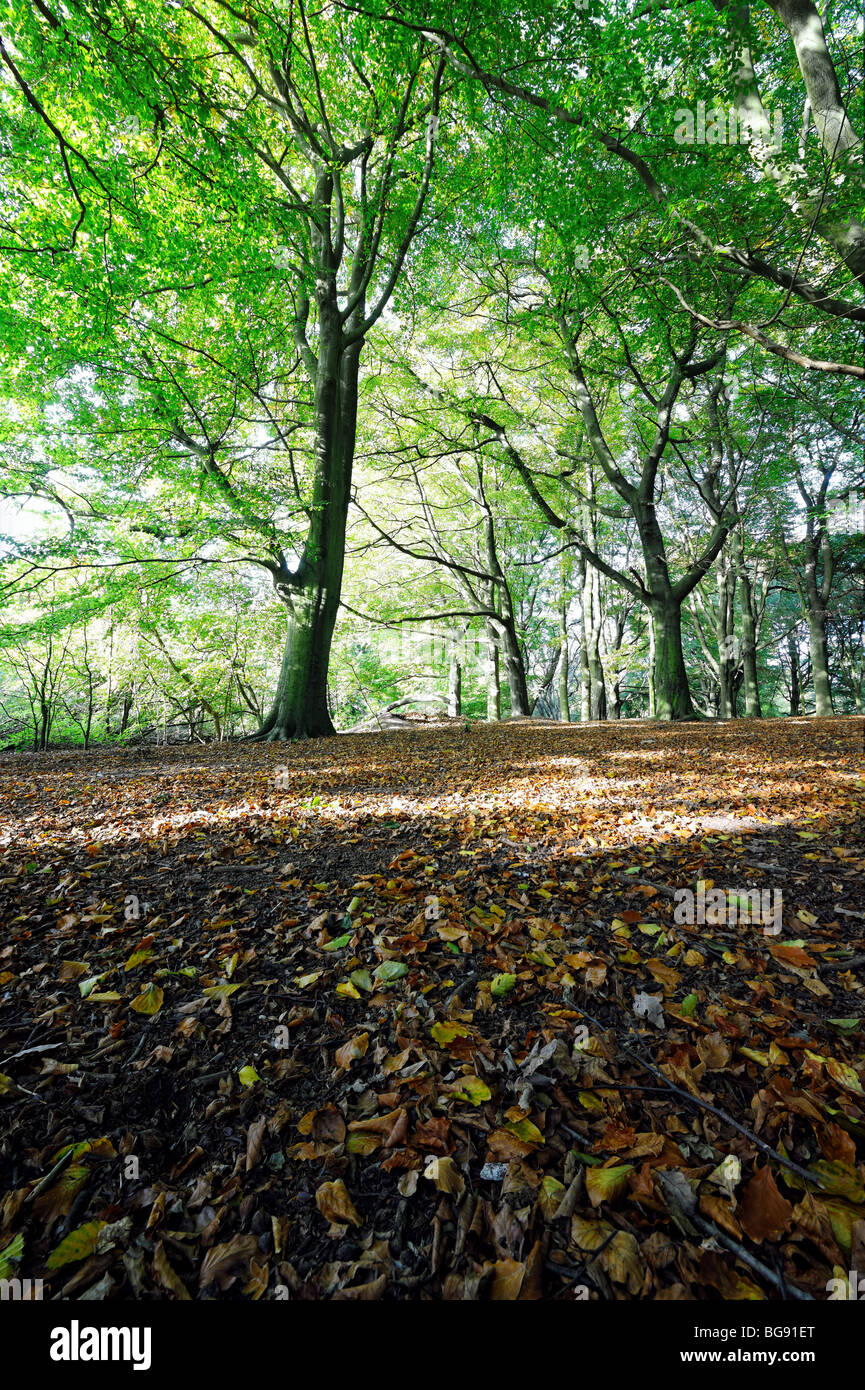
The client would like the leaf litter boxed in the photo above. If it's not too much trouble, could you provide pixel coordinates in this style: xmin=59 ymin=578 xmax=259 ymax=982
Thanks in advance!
xmin=0 ymin=716 xmax=863 ymax=1301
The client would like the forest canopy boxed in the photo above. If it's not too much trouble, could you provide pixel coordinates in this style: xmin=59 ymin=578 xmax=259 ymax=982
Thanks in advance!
xmin=0 ymin=0 xmax=863 ymax=744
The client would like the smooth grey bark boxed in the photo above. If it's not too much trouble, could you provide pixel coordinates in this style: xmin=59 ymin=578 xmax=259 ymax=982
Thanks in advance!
xmin=576 ymin=553 xmax=591 ymax=721
xmin=485 ymin=620 xmax=501 ymax=721
xmin=806 ymin=587 xmax=834 ymax=716
xmin=606 ymin=607 xmax=628 ymax=720
xmin=716 ymin=557 xmax=737 ymax=718
xmin=477 ymin=467 xmax=531 ymax=717
xmin=581 ymin=483 xmax=607 ymax=719
xmin=558 ymin=556 xmax=572 ymax=722
xmin=557 ymin=626 xmax=570 ymax=722
xmin=715 ymin=0 xmax=865 ymax=283
xmin=783 ymin=464 xmax=836 ymax=716
xmin=730 ymin=526 xmax=763 ymax=718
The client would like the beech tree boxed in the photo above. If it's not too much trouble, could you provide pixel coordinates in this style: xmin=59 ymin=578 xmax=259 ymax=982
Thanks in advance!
xmin=0 ymin=0 xmax=861 ymax=738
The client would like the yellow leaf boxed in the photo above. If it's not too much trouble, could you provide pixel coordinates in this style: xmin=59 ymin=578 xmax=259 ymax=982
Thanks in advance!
xmin=315 ymin=1179 xmax=361 ymax=1226
xmin=124 ymin=949 xmax=152 ymax=972
xmin=586 ymin=1164 xmax=634 ymax=1207
xmin=450 ymin=1075 xmax=491 ymax=1105
xmin=46 ymin=1221 xmax=106 ymax=1270
xmin=130 ymin=983 xmax=164 ymax=1015
xmin=423 ymin=1156 xmax=466 ymax=1195
xmin=504 ymin=1118 xmax=544 ymax=1145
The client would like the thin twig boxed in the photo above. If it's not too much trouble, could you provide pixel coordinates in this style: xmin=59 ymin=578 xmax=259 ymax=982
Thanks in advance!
xmin=564 ymin=993 xmax=828 ymax=1190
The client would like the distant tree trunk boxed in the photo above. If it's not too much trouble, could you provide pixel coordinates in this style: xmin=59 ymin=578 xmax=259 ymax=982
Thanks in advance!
xmin=119 ymin=688 xmax=133 ymax=734
xmin=785 ymin=466 xmax=836 ymax=716
xmin=715 ymin=559 xmax=736 ymax=718
xmin=105 ymin=619 xmax=114 ymax=737
xmin=584 ymin=570 xmax=607 ymax=719
xmin=802 ymin=522 xmax=834 ymax=714
xmin=788 ymin=634 xmax=801 ymax=714
xmin=557 ymin=587 xmax=571 ymax=723
xmin=485 ymin=621 xmax=501 ymax=721
xmin=479 ymin=494 xmax=530 ymax=716
xmin=730 ymin=527 xmax=762 ymax=718
xmin=582 ymin=489 xmax=607 ymax=719
xmin=575 ymin=554 xmax=591 ymax=721
xmin=447 ymin=643 xmax=462 ymax=717
xmin=606 ymin=608 xmax=627 ymax=720
xmin=807 ymin=600 xmax=833 ymax=715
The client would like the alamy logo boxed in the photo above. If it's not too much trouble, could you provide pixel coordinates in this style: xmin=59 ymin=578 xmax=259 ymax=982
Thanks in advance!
xmin=826 ymin=1269 xmax=865 ymax=1300
xmin=0 ymin=1276 xmax=43 ymax=1300
xmin=674 ymin=883 xmax=782 ymax=936
xmin=674 ymin=100 xmax=783 ymax=150
xmin=49 ymin=1321 xmax=152 ymax=1371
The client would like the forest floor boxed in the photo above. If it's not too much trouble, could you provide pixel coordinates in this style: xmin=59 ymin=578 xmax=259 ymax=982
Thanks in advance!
xmin=0 ymin=716 xmax=864 ymax=1302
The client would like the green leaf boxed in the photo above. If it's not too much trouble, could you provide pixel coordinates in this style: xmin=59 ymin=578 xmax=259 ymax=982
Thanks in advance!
xmin=431 ymin=1021 xmax=470 ymax=1046
xmin=374 ymin=960 xmax=408 ymax=983
xmin=450 ymin=1075 xmax=491 ymax=1105
xmin=321 ymin=932 xmax=351 ymax=952
xmin=0 ymin=1233 xmax=24 ymax=1278
xmin=202 ymin=983 xmax=243 ymax=999
xmin=124 ymin=948 xmax=153 ymax=971
xmin=46 ymin=1221 xmax=107 ymax=1270
xmin=504 ymin=1118 xmax=544 ymax=1145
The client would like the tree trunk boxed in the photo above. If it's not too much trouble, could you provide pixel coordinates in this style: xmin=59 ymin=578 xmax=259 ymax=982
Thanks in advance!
xmin=260 ymin=586 xmax=341 ymax=739
xmin=256 ymin=307 xmax=359 ymax=740
xmin=716 ymin=560 xmax=736 ymax=718
xmin=640 ymin=507 xmax=697 ymax=719
xmin=807 ymin=605 xmax=833 ymax=715
xmin=731 ymin=528 xmax=762 ymax=717
xmin=579 ymin=503 xmax=607 ymax=719
xmin=447 ymin=646 xmax=462 ymax=717
xmin=485 ymin=621 xmax=501 ymax=721
xmin=788 ymin=633 xmax=801 ymax=715
xmin=495 ymin=615 xmax=530 ymax=717
xmin=119 ymin=688 xmax=133 ymax=734
xmin=576 ymin=555 xmax=592 ymax=720
xmin=557 ymin=599 xmax=571 ymax=723
xmin=803 ymin=536 xmax=834 ymax=716
xmin=480 ymin=503 xmax=530 ymax=717
xmin=650 ymin=600 xmax=697 ymax=719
